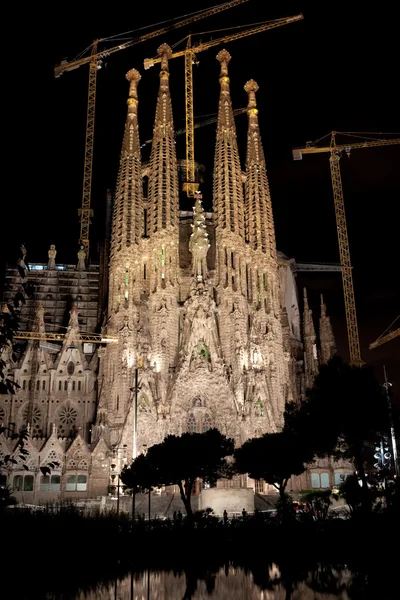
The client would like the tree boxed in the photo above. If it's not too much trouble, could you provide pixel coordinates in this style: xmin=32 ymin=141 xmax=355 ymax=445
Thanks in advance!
xmin=284 ymin=357 xmax=390 ymax=496
xmin=120 ymin=452 xmax=158 ymax=520
xmin=123 ymin=429 xmax=235 ymax=519
xmin=234 ymin=430 xmax=306 ymax=501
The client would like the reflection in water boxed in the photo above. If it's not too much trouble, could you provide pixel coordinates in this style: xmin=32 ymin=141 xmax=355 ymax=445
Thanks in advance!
xmin=72 ymin=565 xmax=354 ymax=599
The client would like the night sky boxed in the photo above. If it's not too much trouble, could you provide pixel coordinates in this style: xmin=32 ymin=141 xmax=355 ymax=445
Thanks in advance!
xmin=2 ymin=1 xmax=399 ymax=403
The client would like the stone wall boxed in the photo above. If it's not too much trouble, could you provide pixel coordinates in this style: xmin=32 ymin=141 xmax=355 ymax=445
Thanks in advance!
xmin=199 ymin=487 xmax=254 ymax=517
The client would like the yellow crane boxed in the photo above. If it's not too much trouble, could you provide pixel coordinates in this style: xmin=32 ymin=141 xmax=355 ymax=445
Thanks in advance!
xmin=369 ymin=315 xmax=400 ymax=350
xmin=144 ymin=13 xmax=304 ymax=197
xmin=14 ymin=331 xmax=118 ymax=344
xmin=141 ymin=107 xmax=248 ymax=148
xmin=293 ymin=132 xmax=400 ymax=366
xmin=54 ymin=0 xmax=250 ymax=257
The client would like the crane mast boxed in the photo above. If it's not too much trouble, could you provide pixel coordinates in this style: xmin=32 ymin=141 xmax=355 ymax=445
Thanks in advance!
xmin=293 ymin=132 xmax=400 ymax=366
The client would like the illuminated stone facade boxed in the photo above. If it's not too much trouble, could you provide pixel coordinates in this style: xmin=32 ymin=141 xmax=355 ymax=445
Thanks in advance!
xmin=0 ymin=45 xmax=338 ymax=501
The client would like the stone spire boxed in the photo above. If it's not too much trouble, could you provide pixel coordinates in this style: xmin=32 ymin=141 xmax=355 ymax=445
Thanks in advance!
xmin=213 ymin=49 xmax=244 ymax=237
xmin=189 ymin=191 xmax=210 ymax=283
xmin=110 ymin=68 xmax=143 ymax=258
xmin=148 ymin=43 xmax=179 ymax=234
xmin=244 ymin=79 xmax=277 ymax=260
xmin=303 ymin=288 xmax=319 ymax=388
xmin=319 ymin=294 xmax=337 ymax=364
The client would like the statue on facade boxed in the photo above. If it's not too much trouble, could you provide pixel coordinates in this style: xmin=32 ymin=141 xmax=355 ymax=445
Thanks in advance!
xmin=77 ymin=245 xmax=86 ymax=270
xmin=47 ymin=244 xmax=57 ymax=269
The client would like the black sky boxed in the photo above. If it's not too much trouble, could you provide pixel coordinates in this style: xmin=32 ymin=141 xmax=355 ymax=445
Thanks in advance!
xmin=2 ymin=1 xmax=399 ymax=401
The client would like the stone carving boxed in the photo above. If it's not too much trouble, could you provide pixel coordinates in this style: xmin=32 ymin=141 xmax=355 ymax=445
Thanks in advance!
xmin=47 ymin=244 xmax=57 ymax=269
xmin=77 ymin=245 xmax=86 ymax=270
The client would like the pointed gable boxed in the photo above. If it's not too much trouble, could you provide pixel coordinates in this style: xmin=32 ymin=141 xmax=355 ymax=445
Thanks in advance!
xmin=53 ymin=305 xmax=88 ymax=372
xmin=39 ymin=425 xmax=64 ymax=467
xmin=65 ymin=433 xmax=90 ymax=470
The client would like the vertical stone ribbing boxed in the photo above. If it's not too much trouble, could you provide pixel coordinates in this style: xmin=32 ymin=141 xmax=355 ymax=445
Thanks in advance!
xmin=213 ymin=49 xmax=244 ymax=237
xmin=303 ymin=288 xmax=319 ymax=388
xmin=148 ymin=43 xmax=179 ymax=234
xmin=244 ymin=79 xmax=276 ymax=260
xmin=110 ymin=69 xmax=143 ymax=260
xmin=319 ymin=294 xmax=337 ymax=364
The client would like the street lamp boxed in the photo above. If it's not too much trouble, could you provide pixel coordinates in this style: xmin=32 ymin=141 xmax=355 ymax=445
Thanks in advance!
xmin=130 ymin=357 xmax=142 ymax=461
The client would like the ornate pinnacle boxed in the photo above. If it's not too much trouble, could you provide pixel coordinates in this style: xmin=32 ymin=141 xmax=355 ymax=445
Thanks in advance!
xmin=126 ymin=68 xmax=141 ymax=101
xmin=303 ymin=287 xmax=309 ymax=309
xmin=244 ymin=79 xmax=259 ymax=111
xmin=158 ymin=43 xmax=173 ymax=72
xmin=216 ymin=49 xmax=231 ymax=78
xmin=320 ymin=293 xmax=326 ymax=317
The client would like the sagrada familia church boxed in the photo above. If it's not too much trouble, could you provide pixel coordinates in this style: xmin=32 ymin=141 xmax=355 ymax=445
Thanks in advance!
xmin=0 ymin=44 xmax=344 ymax=506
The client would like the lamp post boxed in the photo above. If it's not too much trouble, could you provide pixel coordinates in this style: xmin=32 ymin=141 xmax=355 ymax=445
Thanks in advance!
xmin=130 ymin=358 xmax=142 ymax=521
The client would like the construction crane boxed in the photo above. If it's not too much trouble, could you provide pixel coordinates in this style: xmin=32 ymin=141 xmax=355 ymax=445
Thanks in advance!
xmin=369 ymin=315 xmax=400 ymax=350
xmin=141 ymin=107 xmax=248 ymax=148
xmin=54 ymin=0 xmax=250 ymax=258
xmin=293 ymin=131 xmax=400 ymax=366
xmin=14 ymin=331 xmax=118 ymax=344
xmin=144 ymin=13 xmax=304 ymax=196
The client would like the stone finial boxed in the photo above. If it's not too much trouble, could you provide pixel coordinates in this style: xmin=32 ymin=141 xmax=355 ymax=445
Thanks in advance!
xmin=303 ymin=287 xmax=309 ymax=309
xmin=157 ymin=43 xmax=173 ymax=72
xmin=244 ymin=79 xmax=259 ymax=110
xmin=77 ymin=245 xmax=86 ymax=271
xmin=189 ymin=190 xmax=210 ymax=282
xmin=69 ymin=303 xmax=80 ymax=330
xmin=126 ymin=68 xmax=141 ymax=99
xmin=320 ymin=293 xmax=326 ymax=317
xmin=47 ymin=244 xmax=57 ymax=269
xmin=216 ymin=49 xmax=231 ymax=77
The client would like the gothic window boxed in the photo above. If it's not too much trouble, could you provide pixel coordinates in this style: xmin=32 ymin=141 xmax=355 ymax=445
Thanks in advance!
xmin=67 ymin=459 xmax=77 ymax=469
xmin=0 ymin=406 xmax=5 ymax=423
xmin=202 ymin=414 xmax=212 ymax=433
xmin=64 ymin=381 xmax=68 ymax=391
xmin=311 ymin=472 xmax=330 ymax=489
xmin=23 ymin=474 xmax=34 ymax=491
xmin=334 ymin=472 xmax=350 ymax=485
xmin=78 ymin=459 xmax=88 ymax=470
xmin=67 ymin=362 xmax=75 ymax=376
xmin=14 ymin=474 xmax=35 ymax=492
xmin=42 ymin=380 xmax=46 ymax=390
xmin=66 ymin=475 xmax=87 ymax=491
xmin=72 ymin=381 xmax=76 ymax=391
xmin=23 ymin=380 xmax=26 ymax=390
xmin=78 ymin=381 xmax=81 ymax=391
xmin=46 ymin=450 xmax=58 ymax=463
xmin=254 ymin=479 xmax=265 ymax=494
xmin=58 ymin=403 xmax=78 ymax=438
xmin=13 ymin=475 xmax=23 ymax=491
xmin=22 ymin=405 xmax=42 ymax=437
xmin=40 ymin=475 xmax=61 ymax=492
xmin=187 ymin=413 xmax=197 ymax=433
xmin=36 ymin=380 xmax=40 ymax=390
xmin=58 ymin=381 xmax=62 ymax=391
